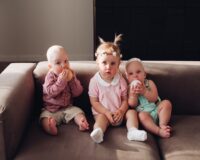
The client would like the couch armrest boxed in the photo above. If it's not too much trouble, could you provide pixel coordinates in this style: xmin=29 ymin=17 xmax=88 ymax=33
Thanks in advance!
xmin=0 ymin=63 xmax=36 ymax=160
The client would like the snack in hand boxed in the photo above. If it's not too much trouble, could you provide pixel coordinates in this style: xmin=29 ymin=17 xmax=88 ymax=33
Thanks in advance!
xmin=65 ymin=69 xmax=74 ymax=81
xmin=130 ymin=79 xmax=141 ymax=88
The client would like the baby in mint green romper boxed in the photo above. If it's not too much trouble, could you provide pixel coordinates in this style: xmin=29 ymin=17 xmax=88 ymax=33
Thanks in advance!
xmin=126 ymin=57 xmax=172 ymax=138
xmin=136 ymin=79 xmax=161 ymax=123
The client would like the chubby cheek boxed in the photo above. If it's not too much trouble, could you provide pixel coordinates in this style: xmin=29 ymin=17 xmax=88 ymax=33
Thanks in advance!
xmin=109 ymin=68 xmax=116 ymax=75
xmin=138 ymin=74 xmax=146 ymax=82
xmin=127 ymin=76 xmax=134 ymax=83
xmin=99 ymin=65 xmax=105 ymax=72
xmin=54 ymin=66 xmax=63 ymax=75
xmin=63 ymin=63 xmax=69 ymax=69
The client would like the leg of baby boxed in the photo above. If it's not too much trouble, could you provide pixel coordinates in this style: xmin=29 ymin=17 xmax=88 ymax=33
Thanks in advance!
xmin=139 ymin=111 xmax=170 ymax=138
xmin=41 ymin=117 xmax=58 ymax=136
xmin=157 ymin=100 xmax=172 ymax=137
xmin=126 ymin=109 xmax=147 ymax=141
xmin=139 ymin=112 xmax=162 ymax=136
xmin=74 ymin=113 xmax=89 ymax=131
xmin=90 ymin=114 xmax=109 ymax=143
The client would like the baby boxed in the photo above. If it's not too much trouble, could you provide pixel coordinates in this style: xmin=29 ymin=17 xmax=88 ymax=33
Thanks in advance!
xmin=88 ymin=35 xmax=147 ymax=143
xmin=125 ymin=58 xmax=172 ymax=138
xmin=40 ymin=45 xmax=89 ymax=135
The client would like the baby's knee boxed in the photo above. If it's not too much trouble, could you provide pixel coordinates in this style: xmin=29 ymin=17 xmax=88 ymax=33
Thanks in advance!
xmin=94 ymin=114 xmax=110 ymax=127
xmin=126 ymin=109 xmax=137 ymax=117
xmin=138 ymin=112 xmax=150 ymax=121
xmin=162 ymin=100 xmax=172 ymax=111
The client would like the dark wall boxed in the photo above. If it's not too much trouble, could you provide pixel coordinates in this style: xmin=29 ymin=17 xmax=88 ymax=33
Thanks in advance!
xmin=95 ymin=0 xmax=200 ymax=60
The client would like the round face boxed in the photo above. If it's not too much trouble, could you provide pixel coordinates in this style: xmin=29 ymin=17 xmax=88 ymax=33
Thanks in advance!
xmin=97 ymin=54 xmax=120 ymax=82
xmin=49 ymin=49 xmax=69 ymax=75
xmin=126 ymin=61 xmax=146 ymax=83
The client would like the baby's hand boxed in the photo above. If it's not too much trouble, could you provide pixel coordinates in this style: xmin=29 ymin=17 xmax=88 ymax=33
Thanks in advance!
xmin=104 ymin=111 xmax=114 ymax=124
xmin=59 ymin=70 xmax=68 ymax=81
xmin=60 ymin=69 xmax=74 ymax=82
xmin=112 ymin=109 xmax=123 ymax=125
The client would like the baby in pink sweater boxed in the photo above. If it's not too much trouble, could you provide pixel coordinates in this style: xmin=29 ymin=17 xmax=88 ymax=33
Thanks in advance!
xmin=40 ymin=45 xmax=89 ymax=135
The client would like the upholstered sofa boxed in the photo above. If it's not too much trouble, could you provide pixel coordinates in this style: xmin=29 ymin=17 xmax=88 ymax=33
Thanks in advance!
xmin=0 ymin=61 xmax=200 ymax=160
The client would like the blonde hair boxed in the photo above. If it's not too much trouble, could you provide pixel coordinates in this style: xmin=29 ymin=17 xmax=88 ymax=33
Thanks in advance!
xmin=125 ymin=57 xmax=143 ymax=72
xmin=46 ymin=45 xmax=66 ymax=62
xmin=95 ymin=34 xmax=123 ymax=59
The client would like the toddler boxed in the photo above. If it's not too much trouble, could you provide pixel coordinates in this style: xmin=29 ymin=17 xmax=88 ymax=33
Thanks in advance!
xmin=40 ymin=45 xmax=89 ymax=135
xmin=125 ymin=58 xmax=172 ymax=138
xmin=88 ymin=35 xmax=147 ymax=143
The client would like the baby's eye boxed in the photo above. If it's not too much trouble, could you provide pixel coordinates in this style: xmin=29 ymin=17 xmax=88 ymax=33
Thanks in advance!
xmin=128 ymin=72 xmax=133 ymax=75
xmin=111 ymin=62 xmax=116 ymax=66
xmin=64 ymin=59 xmax=69 ymax=64
xmin=56 ymin=61 xmax=61 ymax=65
xmin=136 ymin=70 xmax=141 ymax=74
xmin=102 ymin=61 xmax=106 ymax=65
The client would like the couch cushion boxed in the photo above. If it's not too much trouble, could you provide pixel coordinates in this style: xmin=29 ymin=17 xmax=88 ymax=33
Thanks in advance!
xmin=34 ymin=61 xmax=200 ymax=115
xmin=31 ymin=60 xmax=200 ymax=160
xmin=158 ymin=115 xmax=200 ymax=160
xmin=0 ymin=63 xmax=36 ymax=159
xmin=15 ymin=120 xmax=160 ymax=160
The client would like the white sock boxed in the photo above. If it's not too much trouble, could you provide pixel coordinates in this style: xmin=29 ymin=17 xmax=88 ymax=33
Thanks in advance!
xmin=127 ymin=128 xmax=147 ymax=141
xmin=90 ymin=128 xmax=104 ymax=143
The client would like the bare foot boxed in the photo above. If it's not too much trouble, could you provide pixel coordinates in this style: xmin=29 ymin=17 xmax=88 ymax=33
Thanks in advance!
xmin=48 ymin=118 xmax=58 ymax=135
xmin=160 ymin=125 xmax=172 ymax=132
xmin=158 ymin=125 xmax=171 ymax=138
xmin=78 ymin=117 xmax=89 ymax=131
xmin=42 ymin=117 xmax=58 ymax=136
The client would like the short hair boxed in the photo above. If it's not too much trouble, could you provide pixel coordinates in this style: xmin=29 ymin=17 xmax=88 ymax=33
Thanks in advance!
xmin=125 ymin=57 xmax=143 ymax=71
xmin=46 ymin=45 xmax=65 ymax=62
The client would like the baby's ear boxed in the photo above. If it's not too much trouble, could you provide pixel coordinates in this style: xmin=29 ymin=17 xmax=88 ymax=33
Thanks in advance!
xmin=48 ymin=64 xmax=52 ymax=69
xmin=125 ymin=71 xmax=128 ymax=78
xmin=144 ymin=72 xmax=147 ymax=78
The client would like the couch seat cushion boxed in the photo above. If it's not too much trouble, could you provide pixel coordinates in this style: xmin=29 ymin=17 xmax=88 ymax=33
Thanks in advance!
xmin=158 ymin=115 xmax=200 ymax=160
xmin=15 ymin=120 xmax=160 ymax=160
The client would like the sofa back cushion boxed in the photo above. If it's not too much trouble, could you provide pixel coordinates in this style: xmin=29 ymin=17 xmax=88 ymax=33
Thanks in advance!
xmin=33 ymin=61 xmax=200 ymax=116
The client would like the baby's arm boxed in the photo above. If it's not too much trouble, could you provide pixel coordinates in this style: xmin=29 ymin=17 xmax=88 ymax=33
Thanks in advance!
xmin=128 ymin=86 xmax=139 ymax=108
xmin=112 ymin=96 xmax=128 ymax=124
xmin=43 ymin=72 xmax=66 ymax=97
xmin=68 ymin=71 xmax=83 ymax=97
xmin=142 ymin=80 xmax=159 ymax=102
xmin=119 ymin=96 xmax=128 ymax=114
xmin=89 ymin=96 xmax=114 ymax=124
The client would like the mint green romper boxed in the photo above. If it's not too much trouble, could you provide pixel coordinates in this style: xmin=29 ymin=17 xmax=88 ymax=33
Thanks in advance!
xmin=135 ymin=79 xmax=161 ymax=123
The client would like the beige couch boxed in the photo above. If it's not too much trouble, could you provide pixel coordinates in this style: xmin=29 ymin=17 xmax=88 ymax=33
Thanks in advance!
xmin=0 ymin=61 xmax=200 ymax=160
